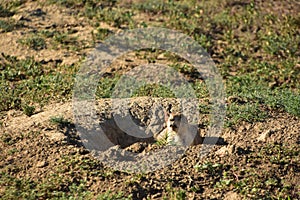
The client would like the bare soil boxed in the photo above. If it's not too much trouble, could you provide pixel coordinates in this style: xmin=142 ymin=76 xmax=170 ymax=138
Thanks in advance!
xmin=0 ymin=0 xmax=299 ymax=199
xmin=1 ymin=99 xmax=299 ymax=199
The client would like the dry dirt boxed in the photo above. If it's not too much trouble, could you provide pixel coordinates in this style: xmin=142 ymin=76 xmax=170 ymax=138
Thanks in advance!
xmin=1 ymin=99 xmax=299 ymax=199
xmin=0 ymin=0 xmax=299 ymax=199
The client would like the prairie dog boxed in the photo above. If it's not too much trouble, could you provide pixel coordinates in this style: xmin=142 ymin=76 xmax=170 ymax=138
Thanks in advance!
xmin=156 ymin=109 xmax=203 ymax=146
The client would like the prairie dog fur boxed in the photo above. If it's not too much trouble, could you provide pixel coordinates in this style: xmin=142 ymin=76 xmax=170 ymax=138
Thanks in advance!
xmin=155 ymin=106 xmax=202 ymax=146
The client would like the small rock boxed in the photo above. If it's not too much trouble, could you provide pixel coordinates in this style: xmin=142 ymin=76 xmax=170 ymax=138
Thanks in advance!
xmin=125 ymin=142 xmax=145 ymax=153
xmin=125 ymin=58 xmax=134 ymax=62
xmin=157 ymin=54 xmax=166 ymax=60
xmin=36 ymin=161 xmax=48 ymax=168
xmin=257 ymin=129 xmax=273 ymax=142
xmin=12 ymin=14 xmax=24 ymax=21
xmin=223 ymin=191 xmax=241 ymax=200
xmin=7 ymin=156 xmax=14 ymax=164
xmin=215 ymin=145 xmax=235 ymax=156
xmin=237 ymin=125 xmax=245 ymax=133
xmin=44 ymin=130 xmax=66 ymax=141
xmin=151 ymin=193 xmax=162 ymax=198
xmin=7 ymin=109 xmax=23 ymax=118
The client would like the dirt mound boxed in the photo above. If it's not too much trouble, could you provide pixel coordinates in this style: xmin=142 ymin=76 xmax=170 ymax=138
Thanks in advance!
xmin=1 ymin=99 xmax=299 ymax=199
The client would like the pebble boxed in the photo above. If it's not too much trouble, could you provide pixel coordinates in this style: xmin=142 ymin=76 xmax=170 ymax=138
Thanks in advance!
xmin=36 ymin=161 xmax=48 ymax=168
xmin=157 ymin=54 xmax=166 ymax=60
xmin=12 ymin=14 xmax=24 ymax=21
xmin=223 ymin=191 xmax=241 ymax=200
xmin=44 ymin=130 xmax=66 ymax=141
xmin=215 ymin=145 xmax=235 ymax=156
xmin=257 ymin=129 xmax=273 ymax=142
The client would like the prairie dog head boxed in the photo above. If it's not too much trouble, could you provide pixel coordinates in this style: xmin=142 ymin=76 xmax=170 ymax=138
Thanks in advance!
xmin=164 ymin=105 xmax=188 ymax=133
xmin=166 ymin=113 xmax=182 ymax=132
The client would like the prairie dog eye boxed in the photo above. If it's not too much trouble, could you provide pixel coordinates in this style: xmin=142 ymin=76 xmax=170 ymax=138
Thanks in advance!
xmin=168 ymin=114 xmax=181 ymax=128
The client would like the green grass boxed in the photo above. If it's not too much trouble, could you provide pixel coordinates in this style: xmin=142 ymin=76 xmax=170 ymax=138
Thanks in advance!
xmin=22 ymin=104 xmax=36 ymax=116
xmin=132 ymin=84 xmax=176 ymax=98
xmin=47 ymin=0 xmax=86 ymax=8
xmin=0 ymin=1 xmax=299 ymax=198
xmin=193 ymin=144 xmax=299 ymax=199
xmin=50 ymin=116 xmax=72 ymax=128
xmin=95 ymin=76 xmax=120 ymax=98
xmin=92 ymin=28 xmax=113 ymax=42
xmin=226 ymin=103 xmax=268 ymax=126
xmin=18 ymin=35 xmax=47 ymax=50
xmin=37 ymin=29 xmax=87 ymax=51
xmin=1 ymin=0 xmax=299 ymax=122
xmin=97 ymin=191 xmax=132 ymax=200
xmin=0 ymin=55 xmax=76 ymax=113
xmin=227 ymin=74 xmax=300 ymax=117
xmin=52 ymin=31 xmax=78 ymax=48
xmin=0 ymin=5 xmax=15 ymax=17
xmin=0 ymin=172 xmax=93 ymax=199
xmin=0 ymin=19 xmax=22 ymax=32
xmin=164 ymin=183 xmax=187 ymax=200
xmin=93 ymin=57 xmax=299 ymax=127
xmin=1 ymin=149 xmax=133 ymax=199
xmin=0 ymin=0 xmax=26 ymax=9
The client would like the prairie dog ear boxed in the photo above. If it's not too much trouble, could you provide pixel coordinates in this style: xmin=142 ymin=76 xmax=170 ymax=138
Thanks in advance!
xmin=163 ymin=104 xmax=172 ymax=122
xmin=167 ymin=104 xmax=172 ymax=114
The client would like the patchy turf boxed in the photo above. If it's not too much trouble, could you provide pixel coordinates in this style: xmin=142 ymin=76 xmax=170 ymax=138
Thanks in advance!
xmin=0 ymin=0 xmax=299 ymax=199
